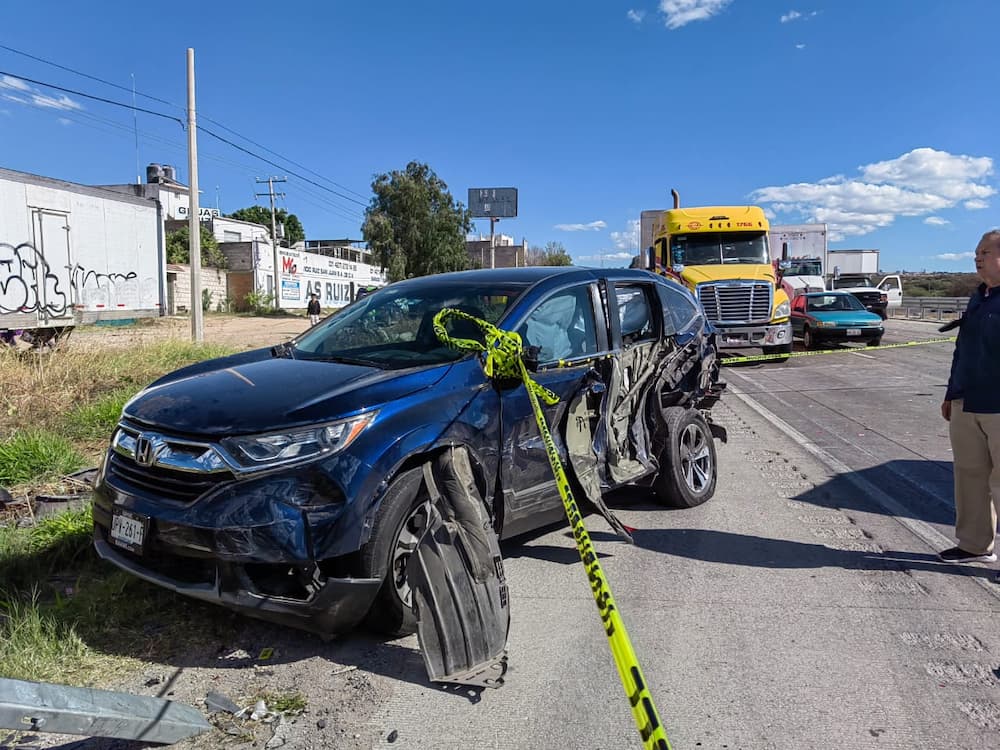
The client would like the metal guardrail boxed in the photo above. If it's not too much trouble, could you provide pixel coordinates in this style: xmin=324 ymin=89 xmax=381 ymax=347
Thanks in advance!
xmin=889 ymin=296 xmax=966 ymax=320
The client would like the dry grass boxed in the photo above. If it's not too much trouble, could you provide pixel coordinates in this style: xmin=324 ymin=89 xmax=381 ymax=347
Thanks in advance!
xmin=0 ymin=338 xmax=236 ymax=497
xmin=0 ymin=330 xmax=242 ymax=684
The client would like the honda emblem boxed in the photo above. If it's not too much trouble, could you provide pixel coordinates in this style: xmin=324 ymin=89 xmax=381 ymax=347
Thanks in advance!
xmin=134 ymin=435 xmax=155 ymax=467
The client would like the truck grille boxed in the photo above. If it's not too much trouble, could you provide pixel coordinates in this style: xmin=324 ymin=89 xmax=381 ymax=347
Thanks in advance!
xmin=697 ymin=283 xmax=772 ymax=325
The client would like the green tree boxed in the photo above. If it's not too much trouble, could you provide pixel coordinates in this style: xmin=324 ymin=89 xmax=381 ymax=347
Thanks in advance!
xmin=166 ymin=225 xmax=227 ymax=268
xmin=527 ymin=241 xmax=573 ymax=266
xmin=227 ymin=206 xmax=306 ymax=246
xmin=362 ymin=161 xmax=471 ymax=282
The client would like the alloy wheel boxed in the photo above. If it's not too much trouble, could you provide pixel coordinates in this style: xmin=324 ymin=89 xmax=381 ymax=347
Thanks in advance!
xmin=680 ymin=422 xmax=712 ymax=494
xmin=390 ymin=499 xmax=431 ymax=607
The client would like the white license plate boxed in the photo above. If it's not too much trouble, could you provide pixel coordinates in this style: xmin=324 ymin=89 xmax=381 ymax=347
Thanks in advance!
xmin=110 ymin=509 xmax=147 ymax=553
xmin=846 ymin=328 xmax=862 ymax=336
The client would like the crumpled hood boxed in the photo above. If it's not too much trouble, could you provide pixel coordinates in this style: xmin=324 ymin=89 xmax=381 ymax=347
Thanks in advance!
xmin=681 ymin=263 xmax=777 ymax=286
xmin=124 ymin=356 xmax=451 ymax=436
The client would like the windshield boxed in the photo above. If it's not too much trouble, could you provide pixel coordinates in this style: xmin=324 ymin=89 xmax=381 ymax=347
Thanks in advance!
xmin=831 ymin=275 xmax=873 ymax=289
xmin=670 ymin=231 xmax=769 ymax=266
xmin=806 ymin=294 xmax=865 ymax=313
xmin=291 ymin=281 xmax=529 ymax=368
xmin=785 ymin=260 xmax=823 ymax=276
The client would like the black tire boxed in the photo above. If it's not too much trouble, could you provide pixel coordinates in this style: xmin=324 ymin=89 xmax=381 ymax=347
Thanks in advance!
xmin=867 ymin=337 xmax=882 ymax=347
xmin=762 ymin=343 xmax=792 ymax=362
xmin=802 ymin=326 xmax=817 ymax=350
xmin=653 ymin=407 xmax=717 ymax=508
xmin=358 ymin=467 xmax=430 ymax=636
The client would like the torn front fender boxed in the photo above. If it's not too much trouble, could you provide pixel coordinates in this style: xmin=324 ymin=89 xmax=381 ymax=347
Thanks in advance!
xmin=408 ymin=447 xmax=509 ymax=688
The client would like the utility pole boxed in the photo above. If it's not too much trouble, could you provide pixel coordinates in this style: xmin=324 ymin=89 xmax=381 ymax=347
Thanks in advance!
xmin=186 ymin=48 xmax=203 ymax=343
xmin=489 ymin=217 xmax=498 ymax=269
xmin=256 ymin=177 xmax=287 ymax=309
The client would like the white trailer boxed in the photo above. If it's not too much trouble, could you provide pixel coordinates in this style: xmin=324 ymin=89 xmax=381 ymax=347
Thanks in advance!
xmin=1 ymin=167 xmax=163 ymax=344
xmin=827 ymin=249 xmax=879 ymax=276
xmin=769 ymin=224 xmax=828 ymax=270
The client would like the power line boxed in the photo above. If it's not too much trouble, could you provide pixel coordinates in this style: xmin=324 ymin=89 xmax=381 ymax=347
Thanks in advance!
xmin=0 ymin=68 xmax=184 ymax=125
xmin=0 ymin=43 xmax=369 ymax=201
xmin=197 ymin=125 xmax=368 ymax=206
xmin=0 ymin=43 xmax=181 ymax=110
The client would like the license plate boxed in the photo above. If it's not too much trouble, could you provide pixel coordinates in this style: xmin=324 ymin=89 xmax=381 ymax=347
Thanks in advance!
xmin=723 ymin=336 xmax=746 ymax=345
xmin=110 ymin=508 xmax=148 ymax=553
xmin=846 ymin=328 xmax=862 ymax=336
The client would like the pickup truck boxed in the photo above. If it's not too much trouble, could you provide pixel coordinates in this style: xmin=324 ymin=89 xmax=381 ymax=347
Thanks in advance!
xmin=828 ymin=274 xmax=902 ymax=319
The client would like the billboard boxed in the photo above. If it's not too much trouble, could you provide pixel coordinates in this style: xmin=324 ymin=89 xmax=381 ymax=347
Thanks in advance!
xmin=468 ymin=188 xmax=517 ymax=218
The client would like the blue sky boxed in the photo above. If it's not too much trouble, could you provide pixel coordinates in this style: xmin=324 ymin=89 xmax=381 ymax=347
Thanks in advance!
xmin=1 ymin=1 xmax=997 ymax=271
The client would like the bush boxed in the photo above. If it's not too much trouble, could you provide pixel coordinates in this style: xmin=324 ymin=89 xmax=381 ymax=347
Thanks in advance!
xmin=244 ymin=290 xmax=276 ymax=315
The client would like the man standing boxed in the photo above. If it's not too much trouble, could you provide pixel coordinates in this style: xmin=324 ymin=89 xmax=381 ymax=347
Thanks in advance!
xmin=307 ymin=293 xmax=322 ymax=326
xmin=939 ymin=229 xmax=1000 ymax=564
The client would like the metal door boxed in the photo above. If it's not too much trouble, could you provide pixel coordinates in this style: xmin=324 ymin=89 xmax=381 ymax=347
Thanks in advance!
xmin=30 ymin=209 xmax=73 ymax=322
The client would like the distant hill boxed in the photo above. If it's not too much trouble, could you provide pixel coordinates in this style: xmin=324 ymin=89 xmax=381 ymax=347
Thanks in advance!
xmin=895 ymin=271 xmax=980 ymax=297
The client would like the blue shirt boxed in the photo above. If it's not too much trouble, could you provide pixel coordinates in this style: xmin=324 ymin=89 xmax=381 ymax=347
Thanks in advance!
xmin=945 ymin=283 xmax=1000 ymax=413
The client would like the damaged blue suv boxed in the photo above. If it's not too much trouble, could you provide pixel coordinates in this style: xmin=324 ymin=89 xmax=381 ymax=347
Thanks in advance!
xmin=92 ymin=267 xmax=721 ymax=663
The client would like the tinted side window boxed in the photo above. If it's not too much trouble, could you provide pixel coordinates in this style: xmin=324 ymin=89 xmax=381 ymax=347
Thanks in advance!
xmin=518 ymin=286 xmax=598 ymax=363
xmin=656 ymin=283 xmax=699 ymax=333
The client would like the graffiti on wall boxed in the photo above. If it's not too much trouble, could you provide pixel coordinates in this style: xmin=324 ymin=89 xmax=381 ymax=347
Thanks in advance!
xmin=1 ymin=241 xmax=156 ymax=317
xmin=0 ymin=242 xmax=68 ymax=316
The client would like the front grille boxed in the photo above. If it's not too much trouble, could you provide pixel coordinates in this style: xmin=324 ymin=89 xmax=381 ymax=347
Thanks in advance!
xmin=698 ymin=283 xmax=772 ymax=324
xmin=852 ymin=291 xmax=881 ymax=305
xmin=107 ymin=452 xmax=233 ymax=503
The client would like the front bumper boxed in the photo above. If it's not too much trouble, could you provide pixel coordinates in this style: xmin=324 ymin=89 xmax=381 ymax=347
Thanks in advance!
xmin=811 ymin=327 xmax=883 ymax=344
xmin=93 ymin=525 xmax=380 ymax=635
xmin=91 ymin=457 xmax=382 ymax=636
xmin=714 ymin=321 xmax=792 ymax=350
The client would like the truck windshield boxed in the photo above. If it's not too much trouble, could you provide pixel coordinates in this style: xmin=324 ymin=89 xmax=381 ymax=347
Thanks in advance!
xmin=786 ymin=260 xmax=823 ymax=276
xmin=670 ymin=231 xmax=769 ymax=266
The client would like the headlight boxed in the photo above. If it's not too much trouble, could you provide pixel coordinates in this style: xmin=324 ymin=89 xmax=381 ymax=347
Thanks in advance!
xmin=774 ymin=300 xmax=790 ymax=318
xmin=222 ymin=412 xmax=376 ymax=468
xmin=817 ymin=321 xmax=836 ymax=328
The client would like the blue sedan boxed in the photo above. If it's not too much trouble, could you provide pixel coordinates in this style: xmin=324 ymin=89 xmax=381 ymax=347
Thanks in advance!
xmin=791 ymin=291 xmax=885 ymax=349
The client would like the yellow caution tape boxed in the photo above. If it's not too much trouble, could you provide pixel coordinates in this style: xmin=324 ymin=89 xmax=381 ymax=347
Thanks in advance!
xmin=723 ymin=336 xmax=956 ymax=364
xmin=434 ymin=308 xmax=671 ymax=750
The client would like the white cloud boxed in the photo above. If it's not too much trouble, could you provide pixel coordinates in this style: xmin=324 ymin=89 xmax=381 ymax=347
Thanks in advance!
xmin=934 ymin=252 xmax=975 ymax=261
xmin=554 ymin=220 xmax=607 ymax=232
xmin=923 ymin=216 xmax=949 ymax=226
xmin=781 ymin=9 xmax=818 ymax=22
xmin=795 ymin=43 xmax=806 ymax=49
xmin=0 ymin=75 xmax=31 ymax=92
xmin=964 ymin=199 xmax=989 ymax=210
xmin=32 ymin=93 xmax=82 ymax=111
xmin=751 ymin=147 xmax=996 ymax=240
xmin=659 ymin=0 xmax=732 ymax=30
xmin=57 ymin=117 xmax=72 ymax=126
xmin=0 ymin=76 xmax=83 ymax=113
xmin=610 ymin=219 xmax=641 ymax=250
xmin=627 ymin=9 xmax=646 ymax=23
xmin=0 ymin=109 xmax=10 ymax=117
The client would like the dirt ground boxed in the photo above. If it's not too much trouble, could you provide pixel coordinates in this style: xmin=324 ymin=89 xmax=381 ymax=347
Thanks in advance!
xmin=69 ymin=313 xmax=317 ymax=351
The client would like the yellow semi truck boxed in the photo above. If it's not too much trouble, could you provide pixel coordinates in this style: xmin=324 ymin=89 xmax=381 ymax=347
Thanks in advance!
xmin=640 ymin=191 xmax=792 ymax=359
